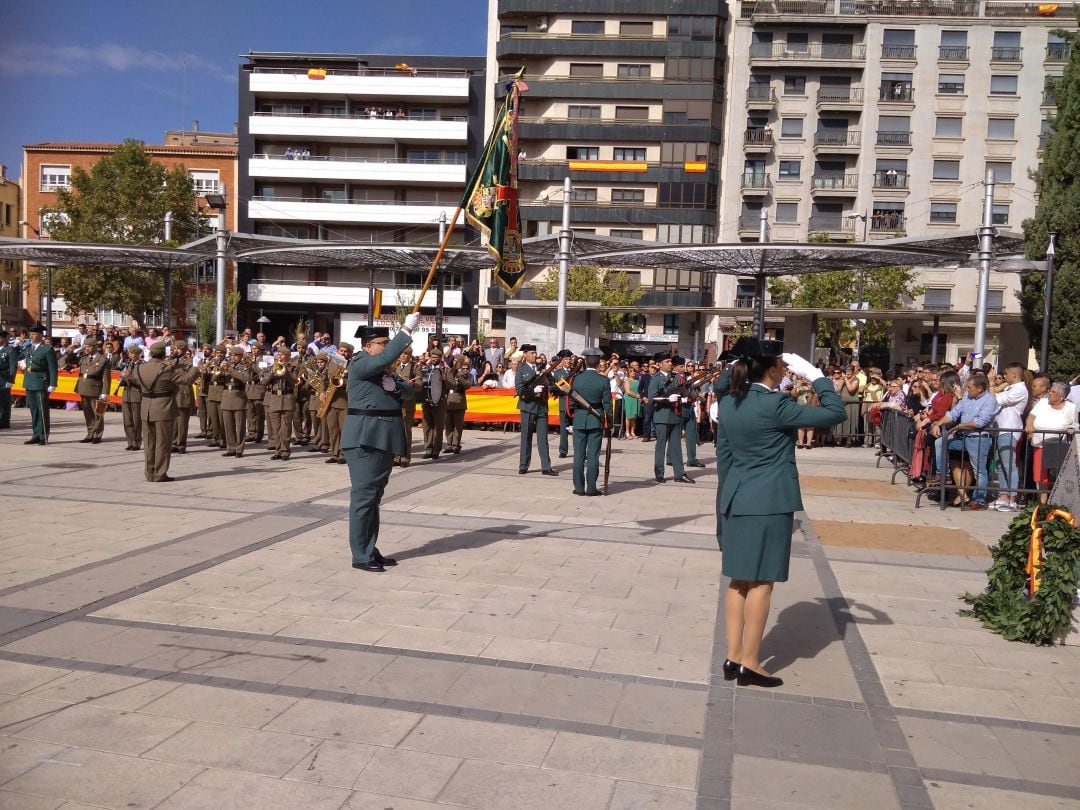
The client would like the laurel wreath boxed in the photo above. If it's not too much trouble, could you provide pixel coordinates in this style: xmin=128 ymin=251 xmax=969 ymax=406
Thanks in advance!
xmin=960 ymin=504 xmax=1080 ymax=646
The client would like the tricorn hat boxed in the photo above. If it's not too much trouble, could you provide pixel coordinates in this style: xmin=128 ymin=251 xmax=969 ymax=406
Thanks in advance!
xmin=672 ymin=355 xmax=686 ymax=366
xmin=555 ymin=349 xmax=573 ymax=359
xmin=29 ymin=323 xmax=46 ymax=334
xmin=355 ymin=325 xmax=390 ymax=341
xmin=520 ymin=343 xmax=537 ymax=353
xmin=581 ymin=347 xmax=602 ymax=357
xmin=720 ymin=336 xmax=783 ymax=362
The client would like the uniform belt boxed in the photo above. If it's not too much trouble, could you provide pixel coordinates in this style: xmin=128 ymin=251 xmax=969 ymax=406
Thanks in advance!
xmin=225 ymin=384 xmax=244 ymax=391
xmin=141 ymin=392 xmax=170 ymax=398
xmin=347 ymin=408 xmax=400 ymax=417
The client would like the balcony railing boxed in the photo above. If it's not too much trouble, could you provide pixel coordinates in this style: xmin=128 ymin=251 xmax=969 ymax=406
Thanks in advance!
xmin=986 ymin=0 xmax=1076 ymax=15
xmin=876 ymin=131 xmax=912 ymax=146
xmin=881 ymin=44 xmax=916 ymax=59
xmin=1044 ymin=89 xmax=1057 ymax=106
xmin=880 ymin=85 xmax=915 ymax=102
xmin=817 ymin=87 xmax=864 ymax=104
xmin=746 ymin=85 xmax=778 ymax=103
xmin=251 ymin=153 xmax=466 ymax=166
xmin=874 ymin=170 xmax=910 ymax=188
xmin=811 ymin=173 xmax=859 ymax=190
xmin=738 ymin=214 xmax=767 ymax=231
xmin=743 ymin=0 xmax=1076 ymax=16
xmin=924 ymin=300 xmax=953 ymax=312
xmin=808 ymin=215 xmax=856 ymax=233
xmin=814 ymin=130 xmax=861 ymax=146
xmin=742 ymin=172 xmax=772 ymax=189
xmin=990 ymin=46 xmax=1023 ymax=61
xmin=938 ymin=45 xmax=970 ymax=60
xmin=251 ymin=66 xmax=471 ymax=78
xmin=744 ymin=129 xmax=775 ymax=146
xmin=252 ymin=111 xmax=467 ymax=122
xmin=870 ymin=212 xmax=906 ymax=231
xmin=749 ymin=42 xmax=866 ymax=60
xmin=1047 ymin=43 xmax=1072 ymax=62
xmin=1039 ymin=133 xmax=1051 ymax=150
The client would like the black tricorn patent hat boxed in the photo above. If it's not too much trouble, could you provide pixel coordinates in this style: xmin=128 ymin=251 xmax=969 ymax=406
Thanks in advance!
xmin=354 ymin=325 xmax=390 ymax=341
xmin=720 ymin=336 xmax=783 ymax=362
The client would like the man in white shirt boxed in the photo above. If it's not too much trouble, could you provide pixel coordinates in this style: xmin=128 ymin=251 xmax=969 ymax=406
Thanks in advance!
xmin=991 ymin=362 xmax=1028 ymax=511
xmin=71 ymin=324 xmax=88 ymax=349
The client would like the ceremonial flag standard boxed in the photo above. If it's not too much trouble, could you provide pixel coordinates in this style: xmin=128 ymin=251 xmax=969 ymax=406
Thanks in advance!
xmin=463 ymin=71 xmax=528 ymax=295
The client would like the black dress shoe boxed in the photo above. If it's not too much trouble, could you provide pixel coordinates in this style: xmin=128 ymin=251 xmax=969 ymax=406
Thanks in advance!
xmin=156 ymin=476 xmax=175 ymax=483
xmin=558 ymin=452 xmax=568 ymax=458
xmin=352 ymin=561 xmax=385 ymax=573
xmin=325 ymin=457 xmax=338 ymax=464
xmin=222 ymin=451 xmax=236 ymax=457
xmin=79 ymin=437 xmax=92 ymax=443
xmin=673 ymin=475 xmax=695 ymax=484
xmin=585 ymin=491 xmax=602 ymax=496
xmin=541 ymin=469 xmax=558 ymax=476
xmin=687 ymin=461 xmax=706 ymax=468
xmin=176 ymin=448 xmax=186 ymax=454
xmin=519 ymin=468 xmax=528 ymax=474
xmin=270 ymin=453 xmax=282 ymax=460
xmin=280 ymin=455 xmax=291 ymax=461
xmin=24 ymin=438 xmax=42 ymax=445
xmin=737 ymin=666 xmax=783 ymax=688
xmin=373 ymin=552 xmax=398 ymax=567
xmin=655 ymin=475 xmax=665 ymax=483
xmin=573 ymin=490 xmax=585 ymax=496
xmin=208 ymin=442 xmax=220 ymax=448
xmin=642 ymin=437 xmax=653 ymax=442
xmin=723 ymin=659 xmax=739 ymax=681
xmin=90 ymin=438 xmax=101 ymax=444
xmin=422 ymin=452 xmax=434 ymax=459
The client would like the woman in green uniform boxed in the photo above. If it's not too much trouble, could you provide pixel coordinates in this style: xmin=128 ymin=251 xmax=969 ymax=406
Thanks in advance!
xmin=715 ymin=338 xmax=845 ymax=687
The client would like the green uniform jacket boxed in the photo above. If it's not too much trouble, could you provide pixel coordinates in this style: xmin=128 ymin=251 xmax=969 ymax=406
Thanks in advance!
xmin=553 ymin=367 xmax=571 ymax=414
xmin=515 ymin=362 xmax=548 ymax=416
xmin=341 ymin=330 xmax=412 ymax=455
xmin=569 ymin=369 xmax=611 ymax=430
xmin=0 ymin=344 xmax=18 ymax=386
xmin=646 ymin=371 xmax=681 ymax=426
xmin=715 ymin=376 xmax=844 ymax=516
xmin=21 ymin=343 xmax=58 ymax=391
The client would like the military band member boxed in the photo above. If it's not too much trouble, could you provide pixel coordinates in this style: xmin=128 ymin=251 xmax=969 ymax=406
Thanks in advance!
xmin=674 ymin=357 xmax=705 ymax=469
xmin=305 ymin=353 xmax=332 ymax=453
xmin=342 ymin=313 xmax=420 ymax=572
xmin=220 ymin=346 xmax=251 ymax=457
xmin=70 ymin=338 xmax=111 ymax=443
xmin=394 ymin=345 xmax=420 ymax=467
xmin=116 ymin=345 xmax=144 ymax=450
xmin=245 ymin=346 xmax=268 ymax=443
xmin=648 ymin=353 xmax=693 ymax=484
xmin=171 ymin=343 xmax=195 ymax=454
xmin=20 ymin=324 xmax=57 ymax=445
xmin=261 ymin=347 xmax=298 ymax=460
xmin=420 ymin=346 xmax=449 ymax=460
xmin=444 ymin=354 xmax=472 ymax=454
xmin=323 ymin=344 xmax=351 ymax=464
xmin=293 ymin=345 xmax=313 ymax=445
xmin=552 ymin=350 xmax=574 ymax=458
xmin=133 ymin=341 xmax=199 ymax=482
xmin=515 ymin=344 xmax=557 ymax=476
xmin=0 ymin=331 xmax=17 ymax=429
xmin=205 ymin=345 xmax=226 ymax=447
xmin=195 ymin=342 xmax=211 ymax=437
xmin=570 ymin=348 xmax=611 ymax=496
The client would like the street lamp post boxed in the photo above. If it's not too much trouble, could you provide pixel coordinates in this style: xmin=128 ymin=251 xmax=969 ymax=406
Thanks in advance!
xmin=203 ymin=190 xmax=228 ymax=345
xmin=1040 ymin=230 xmax=1058 ymax=372
xmin=435 ymin=210 xmax=447 ymax=338
xmin=973 ymin=169 xmax=996 ymax=360
xmin=556 ymin=176 xmax=572 ymax=351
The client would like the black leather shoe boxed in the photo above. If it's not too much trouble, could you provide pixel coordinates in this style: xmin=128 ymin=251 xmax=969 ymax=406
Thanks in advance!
xmin=573 ymin=490 xmax=585 ymax=496
xmin=559 ymin=452 xmax=568 ymax=458
xmin=737 ymin=666 xmax=783 ymax=688
xmin=687 ymin=461 xmax=706 ymax=468
xmin=90 ymin=438 xmax=101 ymax=444
xmin=541 ymin=469 xmax=558 ymax=476
xmin=373 ymin=552 xmax=397 ymax=567
xmin=222 ymin=451 xmax=236 ymax=457
xmin=157 ymin=476 xmax=175 ymax=483
xmin=655 ymin=475 xmax=665 ymax=483
xmin=586 ymin=491 xmax=602 ymax=496
xmin=723 ymin=659 xmax=739 ymax=681
xmin=208 ymin=442 xmax=220 ymax=448
xmin=79 ymin=437 xmax=92 ymax=443
xmin=519 ymin=468 xmax=528 ymax=474
xmin=324 ymin=457 xmax=337 ymax=464
xmin=422 ymin=452 xmax=433 ymax=459
xmin=673 ymin=475 xmax=695 ymax=484
xmin=642 ymin=437 xmax=654 ymax=442
xmin=176 ymin=448 xmax=186 ymax=454
xmin=270 ymin=453 xmax=282 ymax=460
xmin=352 ymin=561 xmax=385 ymax=573
xmin=24 ymin=438 xmax=42 ymax=445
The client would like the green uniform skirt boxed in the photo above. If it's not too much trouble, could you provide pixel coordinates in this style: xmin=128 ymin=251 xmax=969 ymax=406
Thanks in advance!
xmin=720 ymin=511 xmax=795 ymax=583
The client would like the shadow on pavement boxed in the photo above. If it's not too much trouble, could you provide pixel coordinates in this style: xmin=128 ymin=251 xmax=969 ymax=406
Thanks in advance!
xmin=393 ymin=523 xmax=532 ymax=562
xmin=761 ymin=597 xmax=892 ymax=674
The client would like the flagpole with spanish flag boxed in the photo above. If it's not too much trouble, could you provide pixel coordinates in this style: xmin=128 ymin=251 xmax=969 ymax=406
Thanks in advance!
xmin=411 ymin=69 xmax=529 ymax=314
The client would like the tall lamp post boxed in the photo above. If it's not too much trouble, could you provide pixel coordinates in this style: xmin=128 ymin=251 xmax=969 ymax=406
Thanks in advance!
xmin=846 ymin=212 xmax=869 ymax=363
xmin=18 ymin=220 xmax=48 ymax=334
xmin=1040 ymin=230 xmax=1058 ymax=372
xmin=203 ymin=190 xmax=228 ymax=345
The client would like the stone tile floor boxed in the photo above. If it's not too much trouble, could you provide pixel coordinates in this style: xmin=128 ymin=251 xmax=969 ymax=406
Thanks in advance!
xmin=0 ymin=410 xmax=1077 ymax=809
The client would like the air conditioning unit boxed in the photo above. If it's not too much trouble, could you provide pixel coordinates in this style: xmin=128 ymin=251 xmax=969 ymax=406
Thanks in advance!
xmin=535 ymin=16 xmax=548 ymax=30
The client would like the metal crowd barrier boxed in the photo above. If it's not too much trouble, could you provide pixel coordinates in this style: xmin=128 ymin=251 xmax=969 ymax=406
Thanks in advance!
xmin=876 ymin=408 xmax=916 ymax=484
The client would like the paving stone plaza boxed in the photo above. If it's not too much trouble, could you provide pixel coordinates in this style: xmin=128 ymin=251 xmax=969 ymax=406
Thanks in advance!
xmin=0 ymin=410 xmax=1078 ymax=809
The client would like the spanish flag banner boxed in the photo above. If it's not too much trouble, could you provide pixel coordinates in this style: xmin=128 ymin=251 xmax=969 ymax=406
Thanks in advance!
xmin=462 ymin=69 xmax=529 ymax=296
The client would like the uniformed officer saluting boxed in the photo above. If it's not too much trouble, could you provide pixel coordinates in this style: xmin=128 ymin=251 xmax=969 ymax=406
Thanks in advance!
xmin=515 ymin=343 xmax=557 ymax=476
xmin=133 ymin=341 xmax=200 ymax=482
xmin=0 ymin=331 xmax=17 ymax=430
xmin=20 ymin=323 xmax=57 ymax=445
xmin=341 ymin=312 xmax=420 ymax=573
xmin=648 ymin=353 xmax=693 ymax=484
xmin=70 ymin=337 xmax=111 ymax=443
xmin=569 ymin=347 xmax=611 ymax=496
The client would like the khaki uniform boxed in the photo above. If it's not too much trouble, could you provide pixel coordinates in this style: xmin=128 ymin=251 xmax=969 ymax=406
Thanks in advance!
xmin=305 ymin=370 xmax=329 ymax=451
xmin=73 ymin=351 xmax=112 ymax=440
xmin=205 ymin=364 xmax=225 ymax=446
xmin=133 ymin=358 xmax=199 ymax=482
xmin=220 ymin=363 xmax=252 ymax=456
xmin=172 ymin=360 xmax=196 ymax=451
xmin=246 ymin=372 xmax=267 ymax=442
xmin=323 ymin=370 xmax=348 ymax=462
xmin=195 ymin=360 xmax=209 ymax=436
xmin=421 ymin=362 xmax=449 ymax=459
xmin=293 ymin=360 xmax=313 ymax=444
xmin=260 ymin=364 xmax=298 ymax=459
xmin=116 ymin=358 xmax=144 ymax=449
xmin=395 ymin=359 xmax=421 ymax=466
xmin=444 ymin=367 xmax=471 ymax=454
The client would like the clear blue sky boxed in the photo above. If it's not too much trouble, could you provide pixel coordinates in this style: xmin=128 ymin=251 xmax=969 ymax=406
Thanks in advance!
xmin=0 ymin=0 xmax=488 ymax=179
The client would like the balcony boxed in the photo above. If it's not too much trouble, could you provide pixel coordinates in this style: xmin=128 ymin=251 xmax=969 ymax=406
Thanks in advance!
xmin=1039 ymin=133 xmax=1051 ymax=150
xmin=742 ymin=0 xmax=1079 ymax=17
xmin=248 ymin=66 xmax=471 ymax=101
xmin=248 ymin=154 xmax=466 ymax=185
xmin=876 ymin=131 xmax=912 ymax=146
xmin=879 ymin=85 xmax=915 ymax=103
xmin=873 ymin=170 xmax=910 ymax=189
xmin=748 ymin=42 xmax=866 ymax=65
xmin=813 ymin=130 xmax=861 ymax=152
xmin=870 ymin=212 xmax=906 ymax=232
xmin=249 ymin=113 xmax=467 ymax=143
xmin=744 ymin=129 xmax=775 ymax=152
xmin=938 ymin=45 xmax=970 ymax=60
xmin=990 ymin=46 xmax=1023 ymax=62
xmin=881 ymin=44 xmax=916 ymax=59
xmin=247 ymin=279 xmax=463 ymax=309
xmin=741 ymin=172 xmax=772 ymax=194
xmin=816 ymin=87 xmax=864 ymax=109
xmin=738 ymin=214 xmax=767 ymax=232
xmin=1047 ymin=43 xmax=1072 ymax=62
xmin=808 ymin=215 xmax=856 ymax=236
xmin=986 ymin=0 xmax=1076 ymax=14
xmin=248 ymin=196 xmax=456 ymax=226
xmin=746 ymin=85 xmax=778 ymax=109
xmin=811 ymin=173 xmax=859 ymax=194
xmin=1043 ymin=89 xmax=1057 ymax=106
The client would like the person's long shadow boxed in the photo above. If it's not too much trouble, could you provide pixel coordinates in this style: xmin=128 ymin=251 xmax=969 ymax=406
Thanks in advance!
xmin=392 ymin=523 xmax=532 ymax=563
xmin=761 ymin=597 xmax=892 ymax=674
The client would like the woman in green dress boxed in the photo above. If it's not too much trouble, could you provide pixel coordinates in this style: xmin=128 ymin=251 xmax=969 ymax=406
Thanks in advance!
xmin=622 ymin=369 xmax=642 ymax=438
xmin=715 ymin=338 xmax=846 ymax=687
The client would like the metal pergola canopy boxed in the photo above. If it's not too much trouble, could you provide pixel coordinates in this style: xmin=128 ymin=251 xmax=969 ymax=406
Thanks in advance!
xmin=0 ymin=239 xmax=200 ymax=270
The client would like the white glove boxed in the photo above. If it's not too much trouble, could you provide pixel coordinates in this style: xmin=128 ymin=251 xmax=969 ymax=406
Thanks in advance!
xmin=781 ymin=353 xmax=824 ymax=382
xmin=668 ymin=394 xmax=680 ymax=403
xmin=533 ymin=385 xmax=544 ymax=394
xmin=402 ymin=312 xmax=421 ymax=333
xmin=3 ymin=382 xmax=10 ymax=389
xmin=17 ymin=360 xmax=25 ymax=370
xmin=99 ymin=394 xmax=108 ymax=401
xmin=381 ymin=375 xmax=397 ymax=392
xmin=47 ymin=386 xmax=55 ymax=393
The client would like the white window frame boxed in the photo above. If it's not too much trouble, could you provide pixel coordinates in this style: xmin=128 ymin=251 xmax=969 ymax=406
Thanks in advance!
xmin=40 ymin=164 xmax=71 ymax=191
xmin=188 ymin=169 xmax=221 ymax=196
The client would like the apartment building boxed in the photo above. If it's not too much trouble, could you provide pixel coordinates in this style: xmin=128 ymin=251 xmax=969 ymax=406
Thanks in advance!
xmin=0 ymin=164 xmax=23 ymax=329
xmin=716 ymin=0 xmax=1076 ymax=363
xmin=20 ymin=140 xmax=238 ymax=333
xmin=483 ymin=0 xmax=727 ymax=357
xmin=237 ymin=52 xmax=486 ymax=343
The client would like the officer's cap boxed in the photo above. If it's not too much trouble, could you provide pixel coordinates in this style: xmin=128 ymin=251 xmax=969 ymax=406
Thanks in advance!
xmin=654 ymin=351 xmax=673 ymax=362
xmin=82 ymin=338 xmax=98 ymax=349
xmin=520 ymin=343 xmax=537 ymax=353
xmin=338 ymin=341 xmax=353 ymax=352
xmin=355 ymin=325 xmax=389 ymax=341
xmin=29 ymin=323 xmax=46 ymax=334
xmin=127 ymin=344 xmax=143 ymax=355
xmin=581 ymin=348 xmax=602 ymax=358
xmin=428 ymin=346 xmax=444 ymax=358
xmin=720 ymin=336 xmax=783 ymax=362
xmin=229 ymin=346 xmax=245 ymax=356
xmin=672 ymin=355 xmax=686 ymax=366
xmin=149 ymin=342 xmax=167 ymax=358
xmin=555 ymin=349 xmax=574 ymax=359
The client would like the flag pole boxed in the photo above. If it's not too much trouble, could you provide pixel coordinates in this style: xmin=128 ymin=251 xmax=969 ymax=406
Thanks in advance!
xmin=411 ymin=70 xmax=524 ymax=314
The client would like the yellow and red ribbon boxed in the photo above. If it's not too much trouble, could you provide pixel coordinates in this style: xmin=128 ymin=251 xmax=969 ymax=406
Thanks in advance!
xmin=1027 ymin=506 xmax=1076 ymax=594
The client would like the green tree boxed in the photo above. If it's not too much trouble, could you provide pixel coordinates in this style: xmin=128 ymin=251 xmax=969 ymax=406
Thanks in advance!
xmin=531 ymin=265 xmax=644 ymax=333
xmin=767 ymin=267 xmax=923 ymax=364
xmin=38 ymin=140 xmax=198 ymax=321
xmin=1021 ymin=22 xmax=1080 ymax=378
xmin=194 ymin=292 xmax=241 ymax=346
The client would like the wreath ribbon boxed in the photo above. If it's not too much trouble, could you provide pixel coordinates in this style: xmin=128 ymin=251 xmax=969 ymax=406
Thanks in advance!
xmin=1027 ymin=506 xmax=1076 ymax=594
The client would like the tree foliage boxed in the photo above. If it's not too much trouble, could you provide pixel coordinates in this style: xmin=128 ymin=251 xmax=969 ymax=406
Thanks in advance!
xmin=767 ymin=267 xmax=923 ymax=365
xmin=39 ymin=140 xmax=198 ymax=320
xmin=1021 ymin=21 xmax=1080 ymax=378
xmin=194 ymin=292 xmax=241 ymax=346
xmin=531 ymin=265 xmax=645 ymax=333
